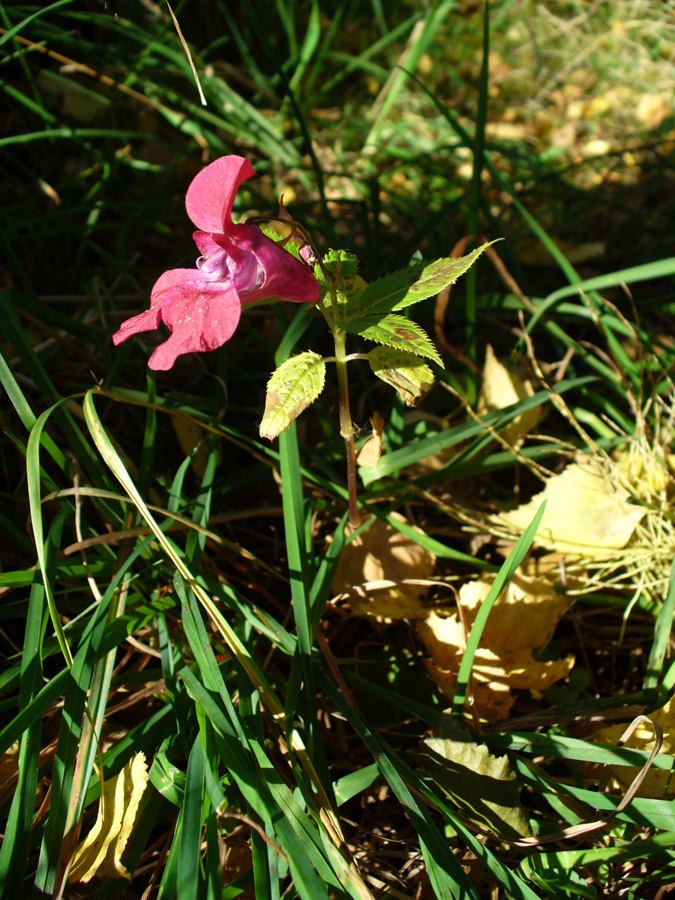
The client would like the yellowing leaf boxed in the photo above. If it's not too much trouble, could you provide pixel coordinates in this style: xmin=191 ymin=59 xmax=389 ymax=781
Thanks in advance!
xmin=259 ymin=351 xmax=326 ymax=440
xmin=416 ymin=573 xmax=574 ymax=721
xmin=477 ymin=344 xmax=541 ymax=445
xmin=368 ymin=347 xmax=434 ymax=407
xmin=418 ymin=715 xmax=531 ymax=840
xmin=495 ymin=458 xmax=647 ymax=556
xmin=68 ymin=753 xmax=149 ymax=884
xmin=332 ymin=513 xmax=435 ymax=620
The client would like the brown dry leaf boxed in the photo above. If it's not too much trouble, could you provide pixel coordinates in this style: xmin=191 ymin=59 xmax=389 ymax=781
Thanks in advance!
xmin=416 ymin=573 xmax=574 ymax=721
xmin=549 ymin=122 xmax=577 ymax=150
xmin=68 ymin=753 xmax=149 ymax=884
xmin=331 ymin=512 xmax=435 ymax=621
xmin=172 ymin=414 xmax=215 ymax=479
xmin=495 ymin=457 xmax=647 ymax=557
xmin=0 ymin=742 xmax=19 ymax=807
xmin=592 ymin=701 xmax=675 ymax=798
xmin=477 ymin=344 xmax=541 ymax=446
xmin=356 ymin=412 xmax=385 ymax=468
xmin=36 ymin=73 xmax=106 ymax=123
xmin=221 ymin=830 xmax=254 ymax=897
xmin=564 ymin=241 xmax=605 ymax=264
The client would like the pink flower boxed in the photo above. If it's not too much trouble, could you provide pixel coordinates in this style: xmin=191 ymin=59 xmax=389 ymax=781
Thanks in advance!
xmin=113 ymin=156 xmax=320 ymax=370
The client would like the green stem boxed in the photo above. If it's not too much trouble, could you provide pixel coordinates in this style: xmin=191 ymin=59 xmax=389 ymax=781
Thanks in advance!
xmin=334 ymin=329 xmax=361 ymax=528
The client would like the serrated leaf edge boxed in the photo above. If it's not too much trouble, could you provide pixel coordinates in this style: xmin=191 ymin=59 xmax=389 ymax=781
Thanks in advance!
xmin=344 ymin=313 xmax=444 ymax=367
xmin=346 ymin=240 xmax=500 ymax=321
xmin=260 ymin=351 xmax=326 ymax=440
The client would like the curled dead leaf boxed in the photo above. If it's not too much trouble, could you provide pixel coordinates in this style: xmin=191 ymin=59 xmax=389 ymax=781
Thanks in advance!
xmin=416 ymin=572 xmax=574 ymax=722
xmin=332 ymin=513 xmax=436 ymax=621
xmin=356 ymin=412 xmax=385 ymax=468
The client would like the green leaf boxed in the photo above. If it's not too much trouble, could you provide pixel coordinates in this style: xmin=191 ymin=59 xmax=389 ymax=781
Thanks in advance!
xmin=417 ymin=715 xmax=531 ymax=841
xmin=344 ymin=313 xmax=444 ymax=367
xmin=348 ymin=241 xmax=497 ymax=319
xmin=367 ymin=347 xmax=434 ymax=407
xmin=260 ymin=351 xmax=326 ymax=440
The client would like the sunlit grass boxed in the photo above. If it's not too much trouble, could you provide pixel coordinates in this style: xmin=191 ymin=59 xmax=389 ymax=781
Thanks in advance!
xmin=2 ymin=1 xmax=675 ymax=897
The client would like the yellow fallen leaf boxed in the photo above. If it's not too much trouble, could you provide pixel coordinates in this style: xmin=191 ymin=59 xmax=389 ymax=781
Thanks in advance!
xmin=68 ymin=753 xmax=149 ymax=884
xmin=592 ymin=701 xmax=675 ymax=799
xmin=566 ymin=99 xmax=586 ymax=121
xmin=495 ymin=458 xmax=646 ymax=557
xmin=581 ymin=138 xmax=611 ymax=158
xmin=331 ymin=513 xmax=435 ymax=621
xmin=636 ymin=93 xmax=670 ymax=131
xmin=416 ymin=572 xmax=574 ymax=721
xmin=463 ymin=573 xmax=569 ymax=651
xmin=587 ymin=95 xmax=611 ymax=118
xmin=477 ymin=344 xmax=541 ymax=446
xmin=484 ymin=122 xmax=528 ymax=142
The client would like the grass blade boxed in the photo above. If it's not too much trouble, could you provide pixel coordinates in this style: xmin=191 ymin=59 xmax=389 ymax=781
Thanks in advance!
xmin=452 ymin=501 xmax=548 ymax=713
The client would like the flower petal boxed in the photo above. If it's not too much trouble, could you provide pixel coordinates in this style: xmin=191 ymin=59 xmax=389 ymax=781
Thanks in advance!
xmin=113 ymin=268 xmax=202 ymax=346
xmin=185 ymin=156 xmax=255 ymax=235
xmin=148 ymin=281 xmax=241 ymax=370
xmin=236 ymin=229 xmax=320 ymax=304
xmin=151 ymin=268 xmax=205 ymax=302
xmin=112 ymin=306 xmax=162 ymax=346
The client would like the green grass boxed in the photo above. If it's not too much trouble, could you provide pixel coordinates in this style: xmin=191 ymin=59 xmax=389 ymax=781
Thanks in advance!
xmin=2 ymin=0 xmax=675 ymax=897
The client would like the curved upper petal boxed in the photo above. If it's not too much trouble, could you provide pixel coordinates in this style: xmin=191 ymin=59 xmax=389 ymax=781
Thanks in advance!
xmin=148 ymin=281 xmax=242 ymax=370
xmin=185 ymin=156 xmax=255 ymax=235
